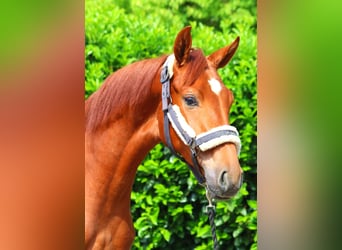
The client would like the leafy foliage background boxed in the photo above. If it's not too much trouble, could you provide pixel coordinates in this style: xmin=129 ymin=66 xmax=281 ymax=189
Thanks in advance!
xmin=85 ymin=0 xmax=257 ymax=249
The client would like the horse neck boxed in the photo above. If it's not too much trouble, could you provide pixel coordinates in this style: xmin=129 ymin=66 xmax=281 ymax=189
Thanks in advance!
xmin=85 ymin=64 xmax=163 ymax=217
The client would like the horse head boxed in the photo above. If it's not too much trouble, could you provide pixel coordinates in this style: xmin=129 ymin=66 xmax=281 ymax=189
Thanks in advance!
xmin=158 ymin=26 xmax=243 ymax=200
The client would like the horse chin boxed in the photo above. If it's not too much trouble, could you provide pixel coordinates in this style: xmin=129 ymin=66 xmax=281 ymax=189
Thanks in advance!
xmin=213 ymin=194 xmax=233 ymax=201
xmin=208 ymin=192 xmax=234 ymax=201
xmin=206 ymin=184 xmax=239 ymax=201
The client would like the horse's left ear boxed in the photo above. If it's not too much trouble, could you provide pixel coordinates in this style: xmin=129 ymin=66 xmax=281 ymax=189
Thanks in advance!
xmin=207 ymin=36 xmax=240 ymax=69
xmin=173 ymin=26 xmax=192 ymax=66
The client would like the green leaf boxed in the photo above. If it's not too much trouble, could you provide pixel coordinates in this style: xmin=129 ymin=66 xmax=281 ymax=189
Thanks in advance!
xmin=251 ymin=242 xmax=258 ymax=250
xmin=183 ymin=204 xmax=193 ymax=215
xmin=149 ymin=207 xmax=159 ymax=226
xmin=196 ymin=224 xmax=211 ymax=238
xmin=160 ymin=228 xmax=171 ymax=242
xmin=247 ymin=199 xmax=257 ymax=209
xmin=170 ymin=207 xmax=183 ymax=216
xmin=233 ymin=227 xmax=243 ymax=238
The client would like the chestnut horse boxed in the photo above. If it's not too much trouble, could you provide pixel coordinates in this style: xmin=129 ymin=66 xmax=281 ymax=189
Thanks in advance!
xmin=85 ymin=26 xmax=243 ymax=249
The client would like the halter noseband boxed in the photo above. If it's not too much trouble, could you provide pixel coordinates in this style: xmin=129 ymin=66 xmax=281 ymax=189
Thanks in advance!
xmin=160 ymin=55 xmax=241 ymax=185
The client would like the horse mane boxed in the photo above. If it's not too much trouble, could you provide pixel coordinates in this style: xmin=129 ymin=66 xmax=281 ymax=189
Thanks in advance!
xmin=85 ymin=49 xmax=208 ymax=133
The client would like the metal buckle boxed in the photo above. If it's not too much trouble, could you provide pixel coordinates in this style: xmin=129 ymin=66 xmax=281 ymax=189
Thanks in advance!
xmin=205 ymin=187 xmax=216 ymax=213
xmin=206 ymin=204 xmax=216 ymax=214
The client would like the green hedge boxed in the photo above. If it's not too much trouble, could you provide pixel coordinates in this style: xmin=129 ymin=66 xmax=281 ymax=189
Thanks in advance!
xmin=85 ymin=0 xmax=257 ymax=249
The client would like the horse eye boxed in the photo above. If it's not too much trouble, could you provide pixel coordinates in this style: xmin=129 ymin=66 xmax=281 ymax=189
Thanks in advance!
xmin=183 ymin=96 xmax=198 ymax=107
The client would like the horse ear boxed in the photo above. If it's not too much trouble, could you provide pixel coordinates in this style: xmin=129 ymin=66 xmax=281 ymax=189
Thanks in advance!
xmin=207 ymin=36 xmax=240 ymax=69
xmin=173 ymin=26 xmax=192 ymax=67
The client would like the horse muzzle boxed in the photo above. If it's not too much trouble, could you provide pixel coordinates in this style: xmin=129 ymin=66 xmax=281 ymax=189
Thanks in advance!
xmin=205 ymin=169 xmax=243 ymax=200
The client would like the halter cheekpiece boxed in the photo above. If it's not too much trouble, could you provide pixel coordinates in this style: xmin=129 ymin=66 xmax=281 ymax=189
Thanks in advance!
xmin=160 ymin=55 xmax=241 ymax=185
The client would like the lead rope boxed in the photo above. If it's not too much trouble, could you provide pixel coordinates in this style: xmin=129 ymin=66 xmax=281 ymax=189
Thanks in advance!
xmin=206 ymin=189 xmax=219 ymax=250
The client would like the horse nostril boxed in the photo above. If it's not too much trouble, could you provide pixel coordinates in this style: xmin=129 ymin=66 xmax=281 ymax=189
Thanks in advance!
xmin=218 ymin=171 xmax=229 ymax=191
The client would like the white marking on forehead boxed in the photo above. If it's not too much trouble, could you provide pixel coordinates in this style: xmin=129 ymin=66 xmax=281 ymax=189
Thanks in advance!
xmin=208 ymin=78 xmax=222 ymax=95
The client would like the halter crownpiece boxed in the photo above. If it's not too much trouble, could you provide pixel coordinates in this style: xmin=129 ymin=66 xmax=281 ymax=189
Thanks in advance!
xmin=160 ymin=55 xmax=241 ymax=184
